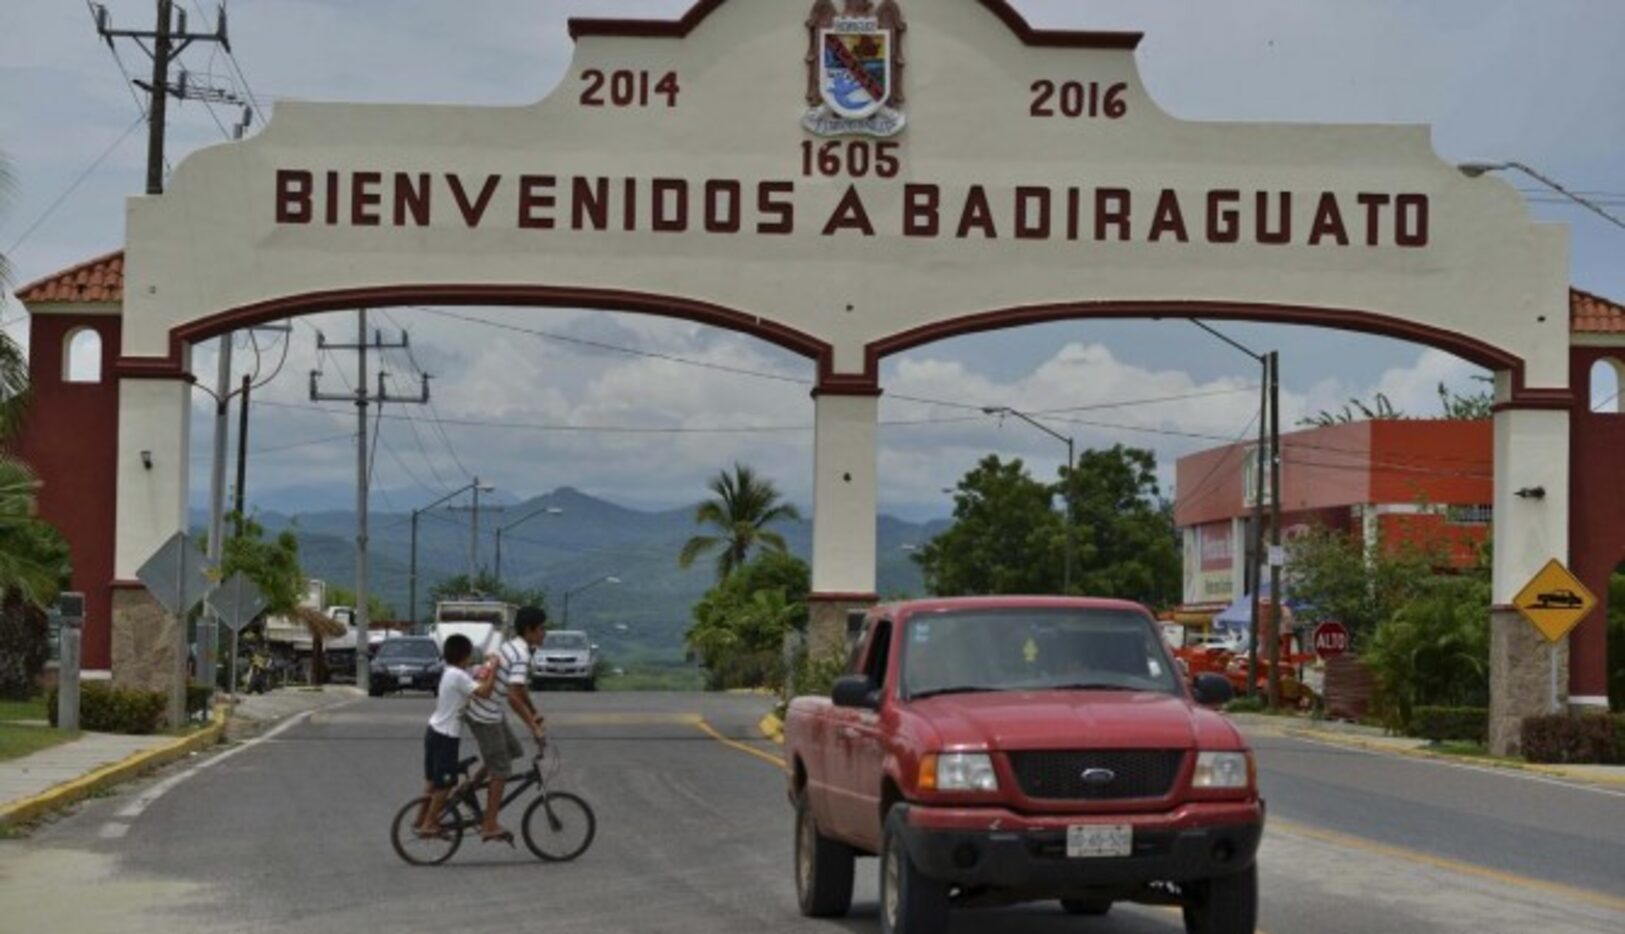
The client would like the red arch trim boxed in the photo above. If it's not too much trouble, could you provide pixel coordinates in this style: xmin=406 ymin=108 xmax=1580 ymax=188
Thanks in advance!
xmin=568 ymin=0 xmax=1143 ymax=50
xmin=114 ymin=284 xmax=837 ymax=384
xmin=865 ymin=300 xmax=1571 ymax=410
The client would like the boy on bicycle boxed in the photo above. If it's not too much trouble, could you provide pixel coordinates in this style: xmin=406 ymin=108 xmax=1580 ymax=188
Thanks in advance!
xmin=462 ymin=606 xmax=550 ymax=844
xmin=416 ymin=634 xmax=498 ymax=838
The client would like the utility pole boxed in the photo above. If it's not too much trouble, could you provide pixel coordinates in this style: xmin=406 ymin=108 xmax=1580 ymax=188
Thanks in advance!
xmin=1249 ymin=369 xmax=1267 ymax=699
xmin=1266 ymin=352 xmax=1284 ymax=709
xmin=448 ymin=485 xmax=502 ymax=580
xmin=310 ymin=313 xmax=429 ymax=690
xmin=233 ymin=372 xmax=250 ymax=528
xmin=93 ymin=1 xmax=234 ymax=195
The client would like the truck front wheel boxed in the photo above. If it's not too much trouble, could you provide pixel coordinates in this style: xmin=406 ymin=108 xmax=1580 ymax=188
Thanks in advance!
xmin=881 ymin=807 xmax=948 ymax=934
xmin=1182 ymin=864 xmax=1257 ymax=934
xmin=794 ymin=794 xmax=854 ymax=917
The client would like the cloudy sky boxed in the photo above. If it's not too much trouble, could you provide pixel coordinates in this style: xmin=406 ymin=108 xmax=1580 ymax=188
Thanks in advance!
xmin=3 ymin=1 xmax=1623 ymax=521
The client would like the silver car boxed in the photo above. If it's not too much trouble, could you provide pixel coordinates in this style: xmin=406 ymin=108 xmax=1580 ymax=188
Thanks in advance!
xmin=531 ymin=630 xmax=599 ymax=691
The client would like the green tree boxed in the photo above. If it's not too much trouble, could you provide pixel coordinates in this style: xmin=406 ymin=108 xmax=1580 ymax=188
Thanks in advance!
xmin=1060 ymin=445 xmax=1181 ymax=605
xmin=685 ymin=551 xmax=810 ymax=690
xmin=678 ymin=463 xmax=802 ymax=581
xmin=427 ymin=570 xmax=548 ymax=617
xmin=0 ymin=460 xmax=70 ymax=699
xmin=1283 ymin=525 xmax=1440 ymax=643
xmin=914 ymin=455 xmax=1061 ymax=596
xmin=220 ymin=514 xmax=305 ymax=617
xmin=1363 ymin=574 xmax=1492 ymax=731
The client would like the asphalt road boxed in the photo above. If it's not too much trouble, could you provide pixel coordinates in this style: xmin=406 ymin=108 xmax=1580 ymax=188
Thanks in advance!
xmin=2 ymin=692 xmax=1622 ymax=934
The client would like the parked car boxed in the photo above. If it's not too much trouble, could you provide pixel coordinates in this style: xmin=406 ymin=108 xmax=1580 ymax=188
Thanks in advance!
xmin=531 ymin=630 xmax=599 ymax=691
xmin=368 ymin=637 xmax=444 ymax=697
xmin=783 ymin=596 xmax=1260 ymax=934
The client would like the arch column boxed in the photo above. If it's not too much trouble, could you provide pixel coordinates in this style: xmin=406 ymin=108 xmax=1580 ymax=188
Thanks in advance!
xmin=1569 ymin=345 xmax=1625 ymax=709
xmin=807 ymin=384 xmax=881 ymax=655
xmin=110 ymin=373 xmax=193 ymax=709
xmin=1488 ymin=400 xmax=1572 ymax=756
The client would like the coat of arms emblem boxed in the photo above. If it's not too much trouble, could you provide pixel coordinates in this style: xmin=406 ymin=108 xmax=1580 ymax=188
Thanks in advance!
xmin=803 ymin=0 xmax=907 ymax=138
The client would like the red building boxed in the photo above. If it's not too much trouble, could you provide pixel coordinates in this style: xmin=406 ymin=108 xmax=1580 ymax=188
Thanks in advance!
xmin=1174 ymin=419 xmax=1493 ymax=617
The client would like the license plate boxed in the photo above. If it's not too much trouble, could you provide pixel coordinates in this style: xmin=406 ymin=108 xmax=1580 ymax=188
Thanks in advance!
xmin=1066 ymin=824 xmax=1132 ymax=858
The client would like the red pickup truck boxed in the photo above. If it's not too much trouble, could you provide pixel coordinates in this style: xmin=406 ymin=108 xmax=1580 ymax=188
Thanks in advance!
xmin=785 ymin=597 xmax=1262 ymax=934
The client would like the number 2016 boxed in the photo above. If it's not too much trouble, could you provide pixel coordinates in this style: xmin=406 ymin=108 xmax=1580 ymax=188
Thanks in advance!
xmin=1030 ymin=80 xmax=1127 ymax=119
xmin=580 ymin=70 xmax=681 ymax=108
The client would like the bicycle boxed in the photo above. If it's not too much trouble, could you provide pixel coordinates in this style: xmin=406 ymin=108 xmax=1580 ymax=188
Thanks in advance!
xmin=390 ymin=739 xmax=596 ymax=866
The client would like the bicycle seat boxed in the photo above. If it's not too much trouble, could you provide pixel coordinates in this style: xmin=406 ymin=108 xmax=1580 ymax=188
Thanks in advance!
xmin=456 ymin=756 xmax=479 ymax=774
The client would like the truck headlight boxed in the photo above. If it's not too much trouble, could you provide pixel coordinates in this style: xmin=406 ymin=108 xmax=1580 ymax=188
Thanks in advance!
xmin=920 ymin=753 xmax=998 ymax=792
xmin=1192 ymin=751 xmax=1253 ymax=789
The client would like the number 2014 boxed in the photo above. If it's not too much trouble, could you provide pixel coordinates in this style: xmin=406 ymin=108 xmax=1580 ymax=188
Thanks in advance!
xmin=580 ymin=70 xmax=681 ymax=108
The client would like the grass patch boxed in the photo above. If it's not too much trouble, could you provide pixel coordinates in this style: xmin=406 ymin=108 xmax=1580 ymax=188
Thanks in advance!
xmin=0 ymin=696 xmax=49 ymax=723
xmin=0 ymin=723 xmax=78 ymax=762
xmin=599 ymin=666 xmax=707 ymax=692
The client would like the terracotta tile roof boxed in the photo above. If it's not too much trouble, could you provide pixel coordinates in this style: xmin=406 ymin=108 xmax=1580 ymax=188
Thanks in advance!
xmin=14 ymin=250 xmax=124 ymax=304
xmin=1571 ymin=287 xmax=1625 ymax=335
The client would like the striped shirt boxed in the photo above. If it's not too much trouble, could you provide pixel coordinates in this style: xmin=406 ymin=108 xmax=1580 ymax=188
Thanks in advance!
xmin=466 ymin=636 xmax=532 ymax=724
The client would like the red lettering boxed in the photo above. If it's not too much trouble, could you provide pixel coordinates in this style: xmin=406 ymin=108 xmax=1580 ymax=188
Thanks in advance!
xmin=957 ymin=185 xmax=998 ymax=239
xmin=393 ymin=173 xmax=430 ymax=227
xmin=324 ymin=171 xmax=340 ymax=226
xmin=1067 ymin=187 xmax=1081 ymax=240
xmin=652 ymin=178 xmax=689 ymax=232
xmin=1356 ymin=193 xmax=1390 ymax=247
xmin=573 ymin=177 xmax=609 ymax=230
xmin=823 ymin=185 xmax=876 ymax=236
xmin=1095 ymin=188 xmax=1131 ymax=241
xmin=1308 ymin=192 xmax=1349 ymax=246
xmin=1014 ymin=187 xmax=1051 ymax=240
xmin=518 ymin=175 xmax=557 ymax=229
xmin=623 ymin=178 xmax=639 ymax=231
xmin=1256 ymin=191 xmax=1291 ymax=245
xmin=1396 ymin=194 xmax=1429 ymax=247
xmin=904 ymin=184 xmax=940 ymax=237
xmin=275 ymin=170 xmax=313 ymax=224
xmin=704 ymin=180 xmax=742 ymax=234
xmin=447 ymin=174 xmax=502 ymax=228
xmin=1206 ymin=190 xmax=1240 ymax=243
xmin=351 ymin=171 xmax=382 ymax=226
xmin=1148 ymin=189 xmax=1189 ymax=243
xmin=757 ymin=181 xmax=795 ymax=235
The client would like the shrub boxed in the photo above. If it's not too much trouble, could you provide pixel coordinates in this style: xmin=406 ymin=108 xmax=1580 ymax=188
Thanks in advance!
xmin=1224 ymin=696 xmax=1267 ymax=715
xmin=789 ymin=644 xmax=851 ymax=700
xmin=47 ymin=682 xmax=168 ymax=734
xmin=186 ymin=683 xmax=213 ymax=722
xmin=1411 ymin=706 xmax=1488 ymax=744
xmin=0 ymin=598 xmax=50 ymax=700
xmin=1520 ymin=713 xmax=1625 ymax=764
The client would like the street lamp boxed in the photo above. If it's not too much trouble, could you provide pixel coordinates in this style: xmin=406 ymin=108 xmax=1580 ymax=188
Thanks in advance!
xmin=562 ymin=575 xmax=621 ymax=628
xmin=982 ymin=406 xmax=1075 ymax=594
xmin=1458 ymin=161 xmax=1625 ymax=232
xmin=1187 ymin=320 xmax=1279 ymax=706
xmin=409 ymin=479 xmax=494 ymax=626
xmin=494 ymin=505 xmax=565 ymax=586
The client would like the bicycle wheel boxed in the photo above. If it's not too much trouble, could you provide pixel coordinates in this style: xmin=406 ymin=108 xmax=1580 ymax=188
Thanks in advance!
xmin=391 ymin=795 xmax=467 ymax=866
xmin=521 ymin=791 xmax=596 ymax=862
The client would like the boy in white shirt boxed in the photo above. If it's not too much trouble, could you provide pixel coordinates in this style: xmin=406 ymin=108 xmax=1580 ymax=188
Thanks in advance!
xmin=416 ymin=634 xmax=497 ymax=837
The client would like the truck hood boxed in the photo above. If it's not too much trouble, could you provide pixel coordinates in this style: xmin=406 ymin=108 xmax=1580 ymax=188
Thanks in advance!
xmin=910 ymin=690 xmax=1226 ymax=751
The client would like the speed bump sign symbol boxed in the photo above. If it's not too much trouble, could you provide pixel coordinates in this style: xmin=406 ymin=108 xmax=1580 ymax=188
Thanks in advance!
xmin=1511 ymin=559 xmax=1597 ymax=643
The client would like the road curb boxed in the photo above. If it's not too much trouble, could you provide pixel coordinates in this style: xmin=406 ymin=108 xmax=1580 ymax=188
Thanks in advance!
xmin=0 ymin=705 xmax=229 ymax=830
xmin=758 ymin=712 xmax=785 ymax=745
xmin=1276 ymin=726 xmax=1625 ymax=788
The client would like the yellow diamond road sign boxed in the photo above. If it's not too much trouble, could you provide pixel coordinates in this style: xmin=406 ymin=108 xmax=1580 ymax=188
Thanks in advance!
xmin=1512 ymin=559 xmax=1598 ymax=643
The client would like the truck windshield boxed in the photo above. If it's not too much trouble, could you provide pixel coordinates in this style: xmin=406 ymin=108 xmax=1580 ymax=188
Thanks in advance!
xmin=903 ymin=608 xmax=1181 ymax=699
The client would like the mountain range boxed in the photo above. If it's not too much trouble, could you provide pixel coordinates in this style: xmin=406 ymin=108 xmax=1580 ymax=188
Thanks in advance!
xmin=203 ymin=487 xmax=948 ymax=666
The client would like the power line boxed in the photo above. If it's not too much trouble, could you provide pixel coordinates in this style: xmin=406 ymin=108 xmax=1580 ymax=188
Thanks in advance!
xmin=2 ymin=114 xmax=145 ymax=255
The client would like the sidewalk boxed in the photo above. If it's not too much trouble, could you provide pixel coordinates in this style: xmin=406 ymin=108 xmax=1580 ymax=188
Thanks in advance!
xmin=1230 ymin=712 xmax=1625 ymax=789
xmin=1 ymin=686 xmax=361 ymax=830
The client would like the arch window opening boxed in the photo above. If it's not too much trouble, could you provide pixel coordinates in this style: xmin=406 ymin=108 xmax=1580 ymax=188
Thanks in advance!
xmin=64 ymin=328 xmax=104 ymax=383
xmin=1590 ymin=358 xmax=1623 ymax=414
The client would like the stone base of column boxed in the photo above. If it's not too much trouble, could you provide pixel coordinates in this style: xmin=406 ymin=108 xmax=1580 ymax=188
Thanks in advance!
xmin=807 ymin=593 xmax=878 ymax=659
xmin=111 ymin=586 xmax=187 ymax=727
xmin=1488 ymin=607 xmax=1568 ymax=757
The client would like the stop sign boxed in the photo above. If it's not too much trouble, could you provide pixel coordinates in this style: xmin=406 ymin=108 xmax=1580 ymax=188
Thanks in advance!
xmin=1313 ymin=622 xmax=1350 ymax=659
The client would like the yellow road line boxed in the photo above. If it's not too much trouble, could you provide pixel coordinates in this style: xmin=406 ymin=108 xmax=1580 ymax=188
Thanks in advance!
xmin=546 ymin=712 xmax=705 ymax=726
xmin=695 ymin=718 xmax=789 ymax=771
xmin=1271 ymin=817 xmax=1625 ymax=914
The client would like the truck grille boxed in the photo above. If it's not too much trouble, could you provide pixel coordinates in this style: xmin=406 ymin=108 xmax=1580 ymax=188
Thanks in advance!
xmin=1008 ymin=750 xmax=1184 ymax=800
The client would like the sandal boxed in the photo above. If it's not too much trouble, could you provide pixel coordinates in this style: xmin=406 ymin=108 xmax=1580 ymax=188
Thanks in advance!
xmin=481 ymin=829 xmax=516 ymax=847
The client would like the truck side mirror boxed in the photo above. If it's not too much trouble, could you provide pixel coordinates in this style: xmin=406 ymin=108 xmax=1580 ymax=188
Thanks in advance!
xmin=832 ymin=674 xmax=879 ymax=710
xmin=1192 ymin=673 xmax=1234 ymax=707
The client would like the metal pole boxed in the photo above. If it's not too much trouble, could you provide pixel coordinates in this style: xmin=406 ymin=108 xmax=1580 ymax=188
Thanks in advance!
xmin=145 ymin=0 xmax=173 ymax=195
xmin=1063 ymin=437 xmax=1074 ymax=594
xmin=171 ymin=538 xmax=188 ymax=728
xmin=1266 ymin=352 xmax=1284 ymax=710
xmin=410 ymin=510 xmax=420 ymax=628
xmin=1247 ymin=358 xmax=1266 ymax=698
xmin=495 ymin=527 xmax=504 ymax=586
xmin=201 ymin=334 xmax=233 ymax=692
xmin=354 ymin=310 xmax=371 ymax=692
xmin=234 ymin=373 xmax=251 ymax=531
xmin=469 ymin=479 xmax=482 ymax=579
xmin=1550 ymin=642 xmax=1560 ymax=714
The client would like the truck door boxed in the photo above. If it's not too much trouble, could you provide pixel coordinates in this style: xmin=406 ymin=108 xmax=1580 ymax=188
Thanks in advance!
xmin=830 ymin=617 xmax=893 ymax=848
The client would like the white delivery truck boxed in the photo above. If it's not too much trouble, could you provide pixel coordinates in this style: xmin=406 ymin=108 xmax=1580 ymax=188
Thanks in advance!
xmin=430 ymin=599 xmax=516 ymax=660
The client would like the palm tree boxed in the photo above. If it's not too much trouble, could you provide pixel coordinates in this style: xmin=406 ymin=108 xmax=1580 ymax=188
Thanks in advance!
xmin=678 ymin=463 xmax=802 ymax=581
xmin=0 ymin=457 xmax=69 ymax=610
